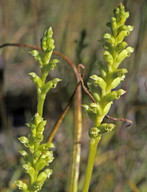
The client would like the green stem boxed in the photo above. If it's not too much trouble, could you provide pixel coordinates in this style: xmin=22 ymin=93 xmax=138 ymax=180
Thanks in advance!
xmin=37 ymin=70 xmax=48 ymax=117
xmin=37 ymin=93 xmax=45 ymax=117
xmin=82 ymin=136 xmax=101 ymax=192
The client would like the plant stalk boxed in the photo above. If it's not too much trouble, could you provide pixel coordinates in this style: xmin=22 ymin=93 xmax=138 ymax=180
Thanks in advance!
xmin=37 ymin=93 xmax=45 ymax=117
xmin=82 ymin=136 xmax=101 ymax=192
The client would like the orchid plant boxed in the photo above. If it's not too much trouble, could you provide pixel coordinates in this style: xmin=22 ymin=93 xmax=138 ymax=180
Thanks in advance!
xmin=15 ymin=28 xmax=61 ymax=192
xmin=82 ymin=4 xmax=134 ymax=192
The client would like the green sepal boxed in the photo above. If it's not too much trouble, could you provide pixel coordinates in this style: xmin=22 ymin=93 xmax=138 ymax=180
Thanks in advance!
xmin=115 ymin=89 xmax=126 ymax=99
xmin=41 ymin=151 xmax=54 ymax=164
xmin=82 ymin=104 xmax=96 ymax=123
xmin=35 ymin=159 xmax=46 ymax=172
xmin=87 ymin=82 xmax=101 ymax=102
xmin=116 ymin=27 xmax=132 ymax=44
xmin=111 ymin=68 xmax=128 ymax=79
xmin=37 ymin=169 xmax=52 ymax=182
xmin=15 ymin=180 xmax=28 ymax=191
xmin=29 ymin=72 xmax=42 ymax=88
xmin=111 ymin=76 xmax=125 ymax=89
xmin=29 ymin=50 xmax=39 ymax=57
xmin=115 ymin=41 xmax=128 ymax=53
xmin=117 ymin=25 xmax=133 ymax=36
xmin=18 ymin=136 xmax=29 ymax=147
xmin=38 ymin=142 xmax=55 ymax=152
xmin=103 ymin=51 xmax=113 ymax=65
xmin=42 ymin=59 xmax=59 ymax=73
xmin=103 ymin=89 xmax=126 ymax=104
xmin=42 ymin=78 xmax=61 ymax=95
xmin=89 ymin=127 xmax=100 ymax=138
xmin=32 ymin=150 xmax=42 ymax=163
xmin=103 ymin=33 xmax=115 ymax=46
xmin=97 ymin=123 xmax=115 ymax=134
xmin=23 ymin=154 xmax=32 ymax=164
xmin=103 ymin=92 xmax=118 ymax=103
xmin=23 ymin=163 xmax=35 ymax=180
xmin=33 ymin=169 xmax=52 ymax=191
xmin=36 ymin=120 xmax=47 ymax=134
xmin=19 ymin=150 xmax=28 ymax=157
xmin=98 ymin=62 xmax=107 ymax=78
xmin=115 ymin=46 xmax=134 ymax=68
xmin=29 ymin=50 xmax=43 ymax=66
xmin=83 ymin=103 xmax=102 ymax=123
xmin=103 ymin=102 xmax=112 ymax=115
xmin=103 ymin=41 xmax=113 ymax=55
xmin=111 ymin=17 xmax=117 ymax=36
xmin=90 ymin=75 xmax=106 ymax=91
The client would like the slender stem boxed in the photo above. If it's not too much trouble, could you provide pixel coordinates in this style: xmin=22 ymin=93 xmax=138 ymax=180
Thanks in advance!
xmin=82 ymin=136 xmax=101 ymax=192
xmin=37 ymin=93 xmax=45 ymax=117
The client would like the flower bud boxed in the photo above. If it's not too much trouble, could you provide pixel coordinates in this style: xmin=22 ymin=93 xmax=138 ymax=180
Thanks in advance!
xmin=103 ymin=51 xmax=113 ymax=65
xmin=97 ymin=123 xmax=115 ymax=134
xmin=18 ymin=136 xmax=29 ymax=146
xmin=116 ymin=46 xmax=134 ymax=67
xmin=29 ymin=72 xmax=42 ymax=88
xmin=19 ymin=150 xmax=28 ymax=157
xmin=89 ymin=127 xmax=100 ymax=138
xmin=15 ymin=180 xmax=28 ymax=191
xmin=90 ymin=75 xmax=106 ymax=91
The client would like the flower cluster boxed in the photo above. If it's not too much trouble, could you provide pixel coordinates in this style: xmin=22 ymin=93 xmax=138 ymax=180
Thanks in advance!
xmin=15 ymin=114 xmax=54 ymax=192
xmin=15 ymin=28 xmax=61 ymax=192
xmin=83 ymin=4 xmax=134 ymax=138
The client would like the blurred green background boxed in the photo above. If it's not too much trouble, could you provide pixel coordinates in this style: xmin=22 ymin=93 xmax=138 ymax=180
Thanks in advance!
xmin=0 ymin=0 xmax=147 ymax=191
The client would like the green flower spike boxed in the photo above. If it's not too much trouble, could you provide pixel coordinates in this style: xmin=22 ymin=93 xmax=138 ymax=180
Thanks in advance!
xmin=82 ymin=4 xmax=134 ymax=192
xmin=15 ymin=28 xmax=61 ymax=192
xmin=83 ymin=4 xmax=134 ymax=136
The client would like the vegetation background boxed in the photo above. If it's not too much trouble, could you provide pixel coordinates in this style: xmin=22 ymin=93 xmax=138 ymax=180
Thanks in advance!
xmin=0 ymin=0 xmax=147 ymax=191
